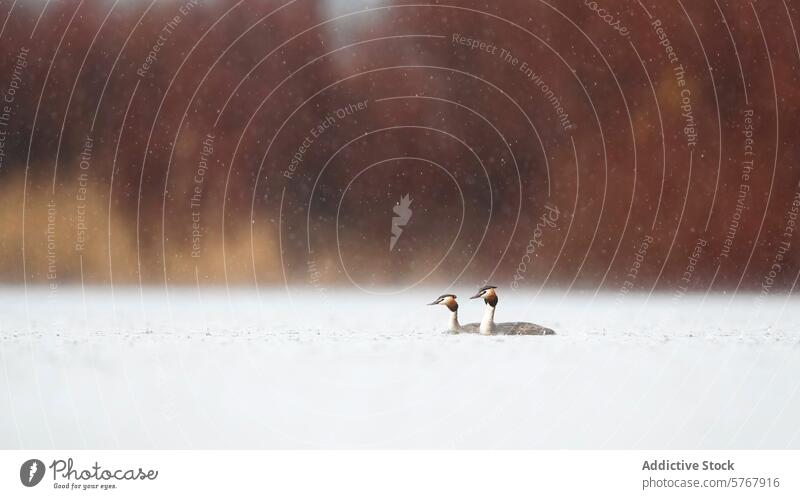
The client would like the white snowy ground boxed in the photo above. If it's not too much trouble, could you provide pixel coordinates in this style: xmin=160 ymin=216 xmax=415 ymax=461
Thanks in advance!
xmin=1 ymin=286 xmax=799 ymax=449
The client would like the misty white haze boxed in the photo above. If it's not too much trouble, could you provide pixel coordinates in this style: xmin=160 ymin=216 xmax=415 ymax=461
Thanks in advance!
xmin=2 ymin=287 xmax=798 ymax=449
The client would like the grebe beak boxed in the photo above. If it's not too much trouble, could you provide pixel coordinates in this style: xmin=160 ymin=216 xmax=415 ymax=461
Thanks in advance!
xmin=427 ymin=301 xmax=438 ymax=306
xmin=469 ymin=292 xmax=482 ymax=299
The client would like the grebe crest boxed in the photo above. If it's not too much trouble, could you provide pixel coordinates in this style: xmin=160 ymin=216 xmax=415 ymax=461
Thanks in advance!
xmin=428 ymin=294 xmax=458 ymax=312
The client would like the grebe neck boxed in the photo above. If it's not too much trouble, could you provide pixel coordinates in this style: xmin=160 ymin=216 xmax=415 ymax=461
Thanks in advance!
xmin=448 ymin=309 xmax=461 ymax=332
xmin=480 ymin=303 xmax=495 ymax=335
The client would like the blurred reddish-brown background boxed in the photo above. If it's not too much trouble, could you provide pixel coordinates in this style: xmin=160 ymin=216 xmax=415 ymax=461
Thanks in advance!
xmin=0 ymin=0 xmax=798 ymax=292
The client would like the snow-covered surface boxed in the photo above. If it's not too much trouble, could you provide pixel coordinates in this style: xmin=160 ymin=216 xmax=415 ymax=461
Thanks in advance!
xmin=1 ymin=287 xmax=799 ymax=449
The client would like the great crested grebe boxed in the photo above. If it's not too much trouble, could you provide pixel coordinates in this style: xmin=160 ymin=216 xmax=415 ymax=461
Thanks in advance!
xmin=427 ymin=294 xmax=480 ymax=334
xmin=469 ymin=285 xmax=556 ymax=336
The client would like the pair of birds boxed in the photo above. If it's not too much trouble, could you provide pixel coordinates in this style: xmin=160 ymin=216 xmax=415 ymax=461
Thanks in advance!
xmin=428 ymin=285 xmax=555 ymax=336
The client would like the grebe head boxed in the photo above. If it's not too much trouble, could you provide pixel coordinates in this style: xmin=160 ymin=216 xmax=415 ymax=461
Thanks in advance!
xmin=469 ymin=285 xmax=498 ymax=307
xmin=428 ymin=294 xmax=458 ymax=312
